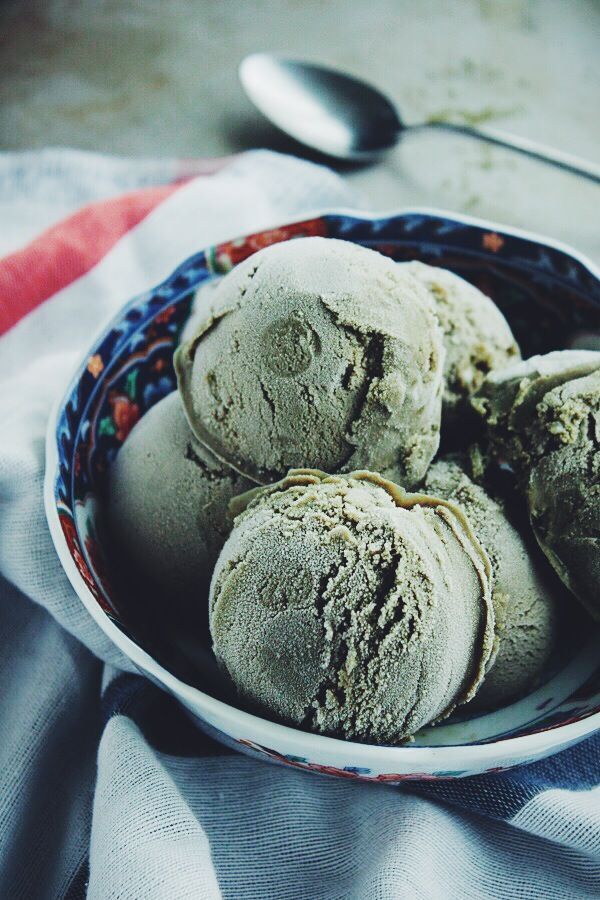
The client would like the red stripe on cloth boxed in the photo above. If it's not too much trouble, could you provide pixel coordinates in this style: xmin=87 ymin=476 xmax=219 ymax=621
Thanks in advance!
xmin=0 ymin=181 xmax=185 ymax=336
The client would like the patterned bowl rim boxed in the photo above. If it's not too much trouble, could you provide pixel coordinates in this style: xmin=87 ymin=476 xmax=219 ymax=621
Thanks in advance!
xmin=44 ymin=205 xmax=600 ymax=765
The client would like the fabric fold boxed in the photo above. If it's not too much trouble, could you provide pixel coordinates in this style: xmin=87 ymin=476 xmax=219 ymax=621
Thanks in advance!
xmin=0 ymin=148 xmax=598 ymax=900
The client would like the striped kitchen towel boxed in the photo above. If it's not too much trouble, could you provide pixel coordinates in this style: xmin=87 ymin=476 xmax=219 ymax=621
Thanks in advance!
xmin=0 ymin=148 xmax=598 ymax=900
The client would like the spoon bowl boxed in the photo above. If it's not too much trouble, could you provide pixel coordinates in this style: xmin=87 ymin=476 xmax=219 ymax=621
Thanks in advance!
xmin=239 ymin=54 xmax=401 ymax=160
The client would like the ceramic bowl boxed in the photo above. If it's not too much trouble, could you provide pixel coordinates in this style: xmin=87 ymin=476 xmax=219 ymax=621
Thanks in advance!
xmin=45 ymin=209 xmax=600 ymax=782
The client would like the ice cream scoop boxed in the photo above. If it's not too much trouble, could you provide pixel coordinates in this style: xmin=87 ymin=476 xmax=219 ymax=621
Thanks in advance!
xmin=400 ymin=261 xmax=520 ymax=424
xmin=175 ymin=237 xmax=445 ymax=489
xmin=472 ymin=351 xmax=600 ymax=621
xmin=425 ymin=459 xmax=562 ymax=709
xmin=209 ymin=470 xmax=495 ymax=743
xmin=525 ymin=369 xmax=600 ymax=620
xmin=108 ymin=391 xmax=252 ymax=602
xmin=471 ymin=350 xmax=600 ymax=477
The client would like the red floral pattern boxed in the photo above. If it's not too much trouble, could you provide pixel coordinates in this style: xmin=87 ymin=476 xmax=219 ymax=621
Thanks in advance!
xmin=482 ymin=232 xmax=504 ymax=253
xmin=84 ymin=533 xmax=114 ymax=599
xmin=87 ymin=354 xmax=104 ymax=378
xmin=213 ymin=219 xmax=327 ymax=271
xmin=59 ymin=512 xmax=113 ymax=615
xmin=155 ymin=305 xmax=176 ymax=324
xmin=108 ymin=393 xmax=140 ymax=442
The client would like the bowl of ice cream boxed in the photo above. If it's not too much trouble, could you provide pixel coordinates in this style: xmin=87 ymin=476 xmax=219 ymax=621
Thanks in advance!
xmin=45 ymin=210 xmax=600 ymax=781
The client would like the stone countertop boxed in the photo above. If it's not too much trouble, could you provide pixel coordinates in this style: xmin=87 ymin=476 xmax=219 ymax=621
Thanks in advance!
xmin=1 ymin=0 xmax=598 ymax=260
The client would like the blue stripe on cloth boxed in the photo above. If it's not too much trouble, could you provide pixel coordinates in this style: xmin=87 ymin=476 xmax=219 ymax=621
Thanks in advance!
xmin=101 ymin=673 xmax=231 ymax=758
xmin=410 ymin=732 xmax=600 ymax=820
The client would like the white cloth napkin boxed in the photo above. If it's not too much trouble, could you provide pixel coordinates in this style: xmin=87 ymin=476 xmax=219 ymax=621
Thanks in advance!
xmin=0 ymin=148 xmax=598 ymax=900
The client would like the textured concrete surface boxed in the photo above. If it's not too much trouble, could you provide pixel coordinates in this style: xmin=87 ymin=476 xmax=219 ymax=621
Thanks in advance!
xmin=0 ymin=0 xmax=598 ymax=259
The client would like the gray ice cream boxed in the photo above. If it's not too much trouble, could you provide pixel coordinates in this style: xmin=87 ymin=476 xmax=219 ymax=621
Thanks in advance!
xmin=108 ymin=391 xmax=252 ymax=601
xmin=472 ymin=351 xmax=600 ymax=621
xmin=401 ymin=261 xmax=520 ymax=423
xmin=525 ymin=369 xmax=600 ymax=620
xmin=471 ymin=350 xmax=600 ymax=476
xmin=209 ymin=470 xmax=495 ymax=743
xmin=180 ymin=276 xmax=225 ymax=346
xmin=425 ymin=459 xmax=562 ymax=708
xmin=175 ymin=237 xmax=445 ymax=489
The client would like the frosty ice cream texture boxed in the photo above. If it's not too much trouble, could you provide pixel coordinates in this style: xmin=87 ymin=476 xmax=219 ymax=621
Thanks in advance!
xmin=472 ymin=350 xmax=600 ymax=621
xmin=471 ymin=350 xmax=600 ymax=475
xmin=425 ymin=459 xmax=561 ymax=708
xmin=401 ymin=261 xmax=520 ymax=422
xmin=526 ymin=368 xmax=600 ymax=621
xmin=175 ymin=238 xmax=445 ymax=489
xmin=108 ymin=391 xmax=252 ymax=601
xmin=107 ymin=233 xmax=594 ymax=742
xmin=209 ymin=470 xmax=495 ymax=742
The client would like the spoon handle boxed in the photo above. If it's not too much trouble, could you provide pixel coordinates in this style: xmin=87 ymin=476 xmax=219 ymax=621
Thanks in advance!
xmin=420 ymin=120 xmax=600 ymax=184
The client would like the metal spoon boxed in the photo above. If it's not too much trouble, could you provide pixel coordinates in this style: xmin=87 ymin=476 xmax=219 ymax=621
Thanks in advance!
xmin=239 ymin=54 xmax=600 ymax=183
